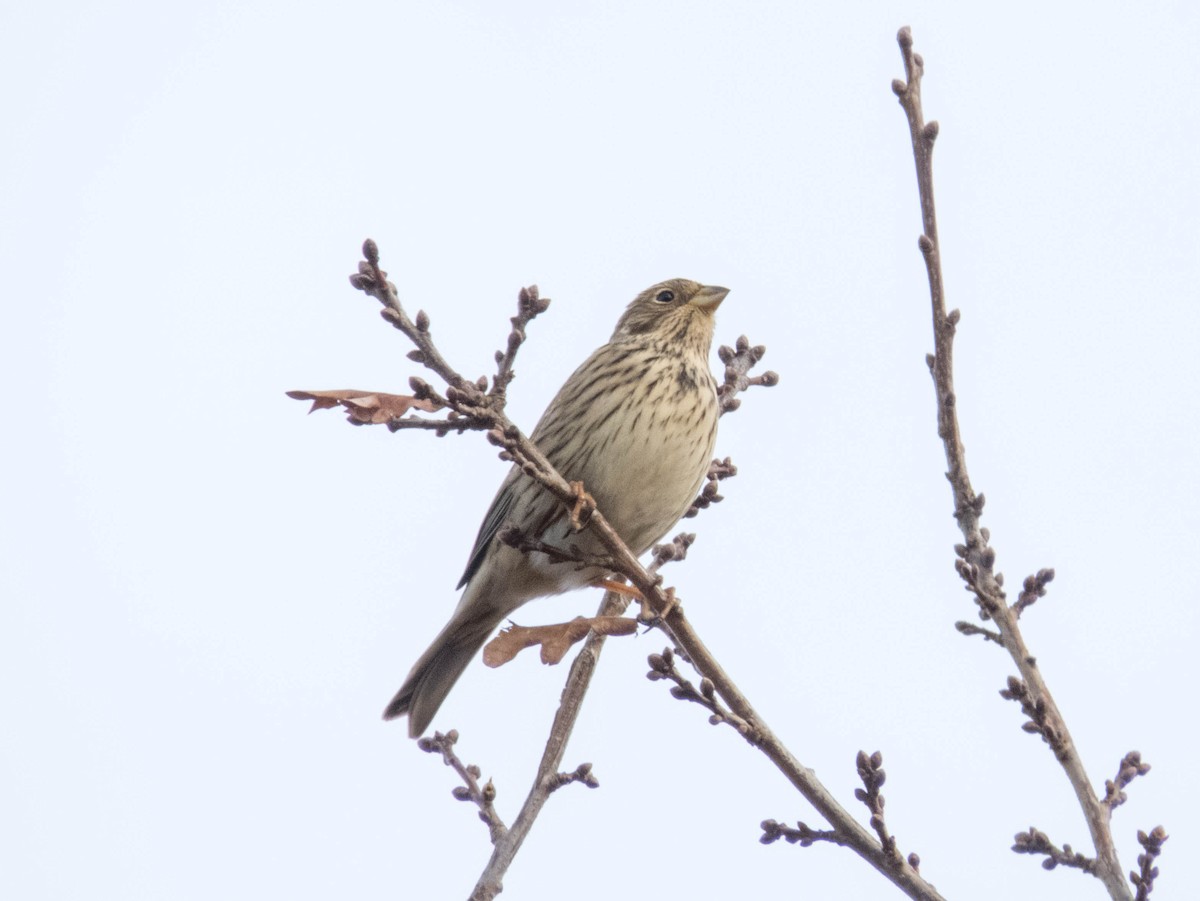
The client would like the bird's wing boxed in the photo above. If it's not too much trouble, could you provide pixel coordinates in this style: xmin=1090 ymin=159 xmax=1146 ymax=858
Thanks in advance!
xmin=456 ymin=477 xmax=517 ymax=589
xmin=455 ymin=344 xmax=612 ymax=590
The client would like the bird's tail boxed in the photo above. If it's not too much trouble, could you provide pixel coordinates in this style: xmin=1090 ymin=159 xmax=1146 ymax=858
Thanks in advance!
xmin=383 ymin=604 xmax=504 ymax=738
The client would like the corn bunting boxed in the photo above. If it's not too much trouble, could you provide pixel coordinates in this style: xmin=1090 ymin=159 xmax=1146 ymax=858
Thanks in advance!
xmin=386 ymin=279 xmax=727 ymax=736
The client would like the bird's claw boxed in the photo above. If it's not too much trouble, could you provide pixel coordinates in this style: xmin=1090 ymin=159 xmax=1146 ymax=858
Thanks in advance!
xmin=636 ymin=586 xmax=678 ymax=627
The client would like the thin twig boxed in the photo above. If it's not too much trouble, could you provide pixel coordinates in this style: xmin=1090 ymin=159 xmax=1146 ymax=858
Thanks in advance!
xmin=954 ymin=620 xmax=1003 ymax=644
xmin=497 ymin=526 xmax=618 ymax=572
xmin=547 ymin=762 xmax=600 ymax=794
xmin=1103 ymin=752 xmax=1151 ymax=812
xmin=717 ymin=337 xmax=778 ymax=414
xmin=490 ymin=285 xmax=548 ymax=399
xmin=760 ymin=819 xmax=850 ymax=848
xmin=1013 ymin=568 xmax=1055 ymax=618
xmin=1131 ymin=826 xmax=1167 ymax=900
xmin=684 ymin=457 xmax=737 ymax=518
xmin=417 ymin=730 xmax=507 ymax=844
xmin=646 ymin=645 xmax=753 ymax=736
xmin=855 ymin=750 xmax=903 ymax=864
xmin=387 ymin=414 xmax=487 ymax=436
xmin=649 ymin=532 xmax=696 ymax=571
xmin=1012 ymin=827 xmax=1097 ymax=874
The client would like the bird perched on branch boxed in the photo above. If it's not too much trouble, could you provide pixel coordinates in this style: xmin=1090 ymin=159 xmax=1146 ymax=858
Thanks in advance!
xmin=385 ymin=279 xmax=728 ymax=736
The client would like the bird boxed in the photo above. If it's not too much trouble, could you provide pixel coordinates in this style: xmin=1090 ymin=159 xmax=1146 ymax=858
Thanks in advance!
xmin=385 ymin=279 xmax=728 ymax=737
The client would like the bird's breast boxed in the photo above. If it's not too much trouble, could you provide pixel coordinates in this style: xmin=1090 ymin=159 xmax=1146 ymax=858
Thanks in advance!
xmin=541 ymin=347 xmax=719 ymax=555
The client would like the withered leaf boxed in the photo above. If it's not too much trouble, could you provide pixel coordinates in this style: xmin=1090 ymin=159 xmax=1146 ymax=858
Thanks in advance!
xmin=286 ymin=389 xmax=442 ymax=424
xmin=482 ymin=616 xmax=639 ymax=667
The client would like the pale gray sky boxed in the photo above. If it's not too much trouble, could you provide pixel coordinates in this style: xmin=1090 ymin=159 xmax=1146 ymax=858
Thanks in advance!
xmin=3 ymin=2 xmax=1197 ymax=899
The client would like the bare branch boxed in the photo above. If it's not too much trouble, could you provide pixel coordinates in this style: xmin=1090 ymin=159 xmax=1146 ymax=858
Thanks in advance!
xmin=646 ymin=645 xmax=754 ymax=738
xmin=1103 ymin=752 xmax=1152 ymax=812
xmin=760 ymin=750 xmax=925 ymax=884
xmin=490 ymin=285 xmax=550 ymax=399
xmin=652 ymin=604 xmax=942 ymax=898
xmin=684 ymin=457 xmax=738 ymax=519
xmin=998 ymin=676 xmax=1069 ymax=761
xmin=350 ymin=239 xmax=476 ymax=392
xmin=893 ymin=26 xmax=1149 ymax=900
xmin=547 ymin=762 xmax=600 ymax=794
xmin=716 ymin=336 xmax=778 ymax=414
xmin=1131 ymin=826 xmax=1168 ymax=900
xmin=649 ymin=532 xmax=696 ymax=572
xmin=388 ymin=412 xmax=487 ymax=436
xmin=1014 ymin=568 xmax=1056 ymax=618
xmin=854 ymin=750 xmax=904 ymax=865
xmin=954 ymin=620 xmax=1003 ymax=644
xmin=760 ymin=818 xmax=850 ymax=848
xmin=417 ymin=730 xmax=507 ymax=845
xmin=1012 ymin=827 xmax=1097 ymax=874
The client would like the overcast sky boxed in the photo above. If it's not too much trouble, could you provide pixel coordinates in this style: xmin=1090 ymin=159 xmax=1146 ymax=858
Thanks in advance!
xmin=3 ymin=1 xmax=1197 ymax=899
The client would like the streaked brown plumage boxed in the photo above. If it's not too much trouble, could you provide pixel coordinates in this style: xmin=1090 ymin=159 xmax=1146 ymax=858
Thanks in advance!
xmin=385 ymin=279 xmax=727 ymax=736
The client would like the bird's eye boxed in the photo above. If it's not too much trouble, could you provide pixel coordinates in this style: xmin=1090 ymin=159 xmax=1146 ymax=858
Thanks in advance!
xmin=655 ymin=290 xmax=675 ymax=304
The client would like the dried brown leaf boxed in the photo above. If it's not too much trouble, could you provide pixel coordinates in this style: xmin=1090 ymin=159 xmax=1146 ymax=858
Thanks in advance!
xmin=482 ymin=616 xmax=638 ymax=667
xmin=286 ymin=389 xmax=441 ymax=424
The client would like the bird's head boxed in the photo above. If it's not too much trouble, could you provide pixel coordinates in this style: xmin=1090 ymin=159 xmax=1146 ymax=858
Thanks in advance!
xmin=610 ymin=279 xmax=729 ymax=352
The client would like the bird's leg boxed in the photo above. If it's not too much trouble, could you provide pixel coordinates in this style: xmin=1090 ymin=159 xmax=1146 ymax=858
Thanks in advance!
xmin=591 ymin=579 xmax=679 ymax=625
xmin=593 ymin=578 xmax=643 ymax=600
xmin=568 ymin=481 xmax=596 ymax=531
xmin=592 ymin=578 xmax=673 ymax=628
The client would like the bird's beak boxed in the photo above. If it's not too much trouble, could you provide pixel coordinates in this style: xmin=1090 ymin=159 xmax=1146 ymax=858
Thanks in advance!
xmin=690 ymin=284 xmax=730 ymax=312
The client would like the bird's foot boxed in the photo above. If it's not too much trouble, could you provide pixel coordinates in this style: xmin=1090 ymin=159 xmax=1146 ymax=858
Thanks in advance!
xmin=592 ymin=579 xmax=674 ymax=628
xmin=568 ymin=481 xmax=596 ymax=531
xmin=635 ymin=586 xmax=678 ymax=627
